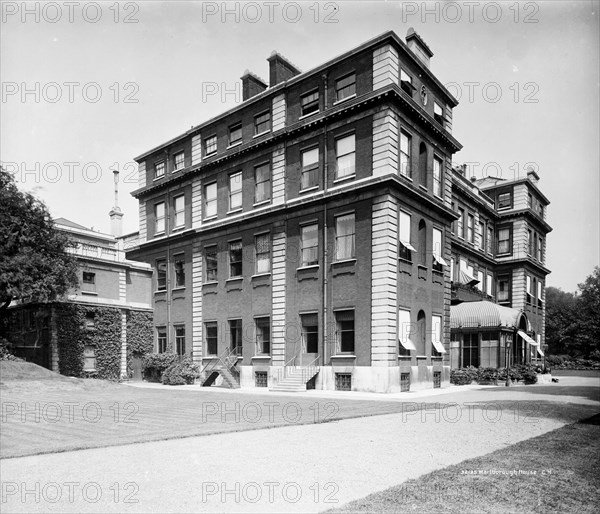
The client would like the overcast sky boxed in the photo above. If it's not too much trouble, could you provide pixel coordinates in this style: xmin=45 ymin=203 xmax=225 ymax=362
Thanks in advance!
xmin=2 ymin=1 xmax=598 ymax=291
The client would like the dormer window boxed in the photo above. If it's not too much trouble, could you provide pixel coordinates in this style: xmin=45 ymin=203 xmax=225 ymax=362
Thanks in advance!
xmin=498 ymin=192 xmax=512 ymax=210
xmin=301 ymin=90 xmax=319 ymax=116
xmin=335 ymin=73 xmax=355 ymax=102
xmin=154 ymin=161 xmax=165 ymax=179
xmin=173 ymin=152 xmax=185 ymax=171
xmin=434 ymin=102 xmax=444 ymax=125
xmin=205 ymin=135 xmax=217 ymax=156
xmin=400 ymin=69 xmax=414 ymax=97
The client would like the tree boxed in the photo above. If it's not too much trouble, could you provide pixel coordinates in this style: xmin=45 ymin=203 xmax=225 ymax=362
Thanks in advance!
xmin=545 ymin=286 xmax=579 ymax=356
xmin=0 ymin=167 xmax=79 ymax=327
xmin=578 ymin=266 xmax=600 ymax=357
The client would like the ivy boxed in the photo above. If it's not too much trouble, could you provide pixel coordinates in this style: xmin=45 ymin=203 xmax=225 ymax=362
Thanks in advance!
xmin=125 ymin=310 xmax=153 ymax=378
xmin=56 ymin=304 xmax=122 ymax=380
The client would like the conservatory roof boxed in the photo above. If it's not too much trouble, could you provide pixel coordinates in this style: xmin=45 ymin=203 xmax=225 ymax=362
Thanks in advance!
xmin=450 ymin=301 xmax=524 ymax=330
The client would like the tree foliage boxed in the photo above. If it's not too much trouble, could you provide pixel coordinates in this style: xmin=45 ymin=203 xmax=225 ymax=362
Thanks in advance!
xmin=546 ymin=267 xmax=600 ymax=358
xmin=0 ymin=167 xmax=78 ymax=317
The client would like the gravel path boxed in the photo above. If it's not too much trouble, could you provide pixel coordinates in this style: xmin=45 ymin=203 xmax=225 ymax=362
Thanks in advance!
xmin=2 ymin=377 xmax=598 ymax=513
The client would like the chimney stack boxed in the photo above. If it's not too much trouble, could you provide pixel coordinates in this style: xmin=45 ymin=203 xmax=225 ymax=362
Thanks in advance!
xmin=241 ymin=70 xmax=267 ymax=101
xmin=526 ymin=168 xmax=540 ymax=184
xmin=267 ymin=51 xmax=301 ymax=87
xmin=108 ymin=169 xmax=123 ymax=237
xmin=406 ymin=28 xmax=433 ymax=68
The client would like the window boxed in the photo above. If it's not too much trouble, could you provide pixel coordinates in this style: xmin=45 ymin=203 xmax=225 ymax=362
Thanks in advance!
xmin=255 ymin=317 xmax=270 ymax=354
xmin=400 ymin=68 xmax=414 ymax=97
xmin=156 ymin=260 xmax=167 ymax=291
xmin=434 ymin=102 xmax=444 ymax=125
xmin=400 ymin=372 xmax=411 ymax=392
xmin=478 ymin=222 xmax=485 ymax=250
xmin=335 ymin=213 xmax=355 ymax=260
xmin=301 ymin=90 xmax=319 ymax=116
xmin=301 ymin=313 xmax=318 ymax=354
xmin=498 ymin=227 xmax=511 ymax=254
xmin=254 ymin=163 xmax=271 ymax=204
xmin=229 ymin=240 xmax=243 ymax=278
xmin=154 ymin=161 xmax=165 ymax=179
xmin=477 ymin=271 xmax=484 ymax=291
xmin=335 ymin=310 xmax=355 ymax=353
xmin=486 ymin=274 xmax=494 ymax=297
xmin=467 ymin=214 xmax=474 ymax=243
xmin=538 ymin=281 xmax=544 ymax=307
xmin=498 ymin=192 xmax=511 ymax=209
xmin=85 ymin=312 xmax=95 ymax=329
xmin=335 ymin=73 xmax=355 ymax=101
xmin=205 ymin=135 xmax=217 ymax=155
xmin=417 ymin=219 xmax=427 ymax=266
xmin=537 ymin=203 xmax=544 ymax=218
xmin=205 ymin=322 xmax=217 ymax=355
xmin=254 ymin=111 xmax=271 ymax=135
xmin=528 ymin=193 xmax=533 ymax=208
xmin=229 ymin=172 xmax=242 ymax=210
xmin=457 ymin=208 xmax=464 ymax=238
xmin=255 ymin=371 xmax=268 ymax=387
xmin=228 ymin=123 xmax=242 ymax=146
xmin=497 ymin=276 xmax=510 ymax=302
xmin=175 ymin=326 xmax=185 ymax=355
xmin=537 ymin=237 xmax=543 ymax=262
xmin=174 ymin=257 xmax=185 ymax=288
xmin=173 ymin=152 xmax=185 ymax=171
xmin=399 ymin=211 xmax=416 ymax=261
xmin=432 ymin=227 xmax=447 ymax=271
xmin=335 ymin=134 xmax=355 ymax=179
xmin=433 ymin=371 xmax=441 ymax=388
xmin=83 ymin=345 xmax=96 ymax=370
xmin=527 ymin=229 xmax=533 ymax=255
xmin=82 ymin=272 xmax=95 ymax=286
xmin=462 ymin=333 xmax=479 ymax=367
xmin=301 ymin=147 xmax=319 ymax=190
xmin=205 ymin=246 xmax=218 ymax=282
xmin=255 ymin=233 xmax=271 ymax=274
xmin=398 ymin=308 xmax=415 ymax=354
xmin=205 ymin=182 xmax=217 ymax=218
xmin=157 ymin=327 xmax=167 ymax=353
xmin=487 ymin=227 xmax=493 ymax=255
xmin=418 ymin=142 xmax=427 ymax=188
xmin=399 ymin=131 xmax=411 ymax=178
xmin=229 ymin=319 xmax=242 ymax=355
xmin=433 ymin=156 xmax=442 ymax=197
xmin=450 ymin=257 xmax=455 ymax=282
xmin=432 ymin=315 xmax=443 ymax=356
xmin=335 ymin=373 xmax=352 ymax=391
xmin=526 ymin=275 xmax=532 ymax=304
xmin=155 ymin=202 xmax=166 ymax=234
xmin=301 ymin=224 xmax=319 ymax=266
xmin=174 ymin=195 xmax=185 ymax=228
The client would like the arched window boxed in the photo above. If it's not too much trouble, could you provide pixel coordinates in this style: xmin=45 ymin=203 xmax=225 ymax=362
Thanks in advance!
xmin=417 ymin=310 xmax=426 ymax=356
xmin=419 ymin=142 xmax=428 ymax=188
xmin=418 ymin=219 xmax=427 ymax=266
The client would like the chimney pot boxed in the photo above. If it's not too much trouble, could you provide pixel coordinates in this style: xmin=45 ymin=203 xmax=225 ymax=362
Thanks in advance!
xmin=240 ymin=71 xmax=267 ymax=101
xmin=267 ymin=51 xmax=301 ymax=87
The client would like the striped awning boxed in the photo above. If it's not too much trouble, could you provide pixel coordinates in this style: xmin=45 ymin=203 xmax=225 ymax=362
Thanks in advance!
xmin=458 ymin=270 xmax=479 ymax=286
xmin=451 ymin=301 xmax=524 ymax=329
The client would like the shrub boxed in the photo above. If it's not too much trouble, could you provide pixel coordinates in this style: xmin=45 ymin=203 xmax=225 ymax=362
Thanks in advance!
xmin=161 ymin=358 xmax=200 ymax=385
xmin=0 ymin=337 xmax=21 ymax=361
xmin=142 ymin=353 xmax=179 ymax=382
xmin=498 ymin=367 xmax=523 ymax=382
xmin=522 ymin=370 xmax=538 ymax=384
xmin=450 ymin=367 xmax=479 ymax=385
xmin=477 ymin=367 xmax=498 ymax=384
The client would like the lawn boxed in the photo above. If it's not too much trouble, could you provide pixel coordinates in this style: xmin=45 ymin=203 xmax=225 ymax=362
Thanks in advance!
xmin=329 ymin=414 xmax=600 ymax=513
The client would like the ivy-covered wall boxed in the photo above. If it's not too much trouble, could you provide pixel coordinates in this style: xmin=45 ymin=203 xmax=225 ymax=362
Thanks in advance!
xmin=126 ymin=310 xmax=153 ymax=377
xmin=56 ymin=304 xmax=122 ymax=380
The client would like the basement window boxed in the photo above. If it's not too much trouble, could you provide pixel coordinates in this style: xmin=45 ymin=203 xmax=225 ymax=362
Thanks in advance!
xmin=335 ymin=373 xmax=352 ymax=391
xmin=255 ymin=371 xmax=268 ymax=388
xmin=400 ymin=373 xmax=411 ymax=392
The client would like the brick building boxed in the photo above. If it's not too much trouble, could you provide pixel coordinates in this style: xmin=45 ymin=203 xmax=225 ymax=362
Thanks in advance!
xmin=126 ymin=30 xmax=550 ymax=392
xmin=7 ymin=185 xmax=153 ymax=379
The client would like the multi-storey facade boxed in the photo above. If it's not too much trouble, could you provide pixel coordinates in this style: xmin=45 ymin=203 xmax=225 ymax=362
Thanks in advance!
xmin=449 ymin=167 xmax=551 ymax=369
xmin=7 ymin=214 xmax=153 ymax=378
xmin=127 ymin=30 xmax=550 ymax=392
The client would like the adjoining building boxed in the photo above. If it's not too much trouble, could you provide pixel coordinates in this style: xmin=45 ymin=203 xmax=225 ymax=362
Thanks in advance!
xmin=7 ymin=175 xmax=153 ymax=380
xmin=126 ymin=29 xmax=550 ymax=392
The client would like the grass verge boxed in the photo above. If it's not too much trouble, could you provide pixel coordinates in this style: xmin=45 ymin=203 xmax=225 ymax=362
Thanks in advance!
xmin=329 ymin=414 xmax=600 ymax=513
